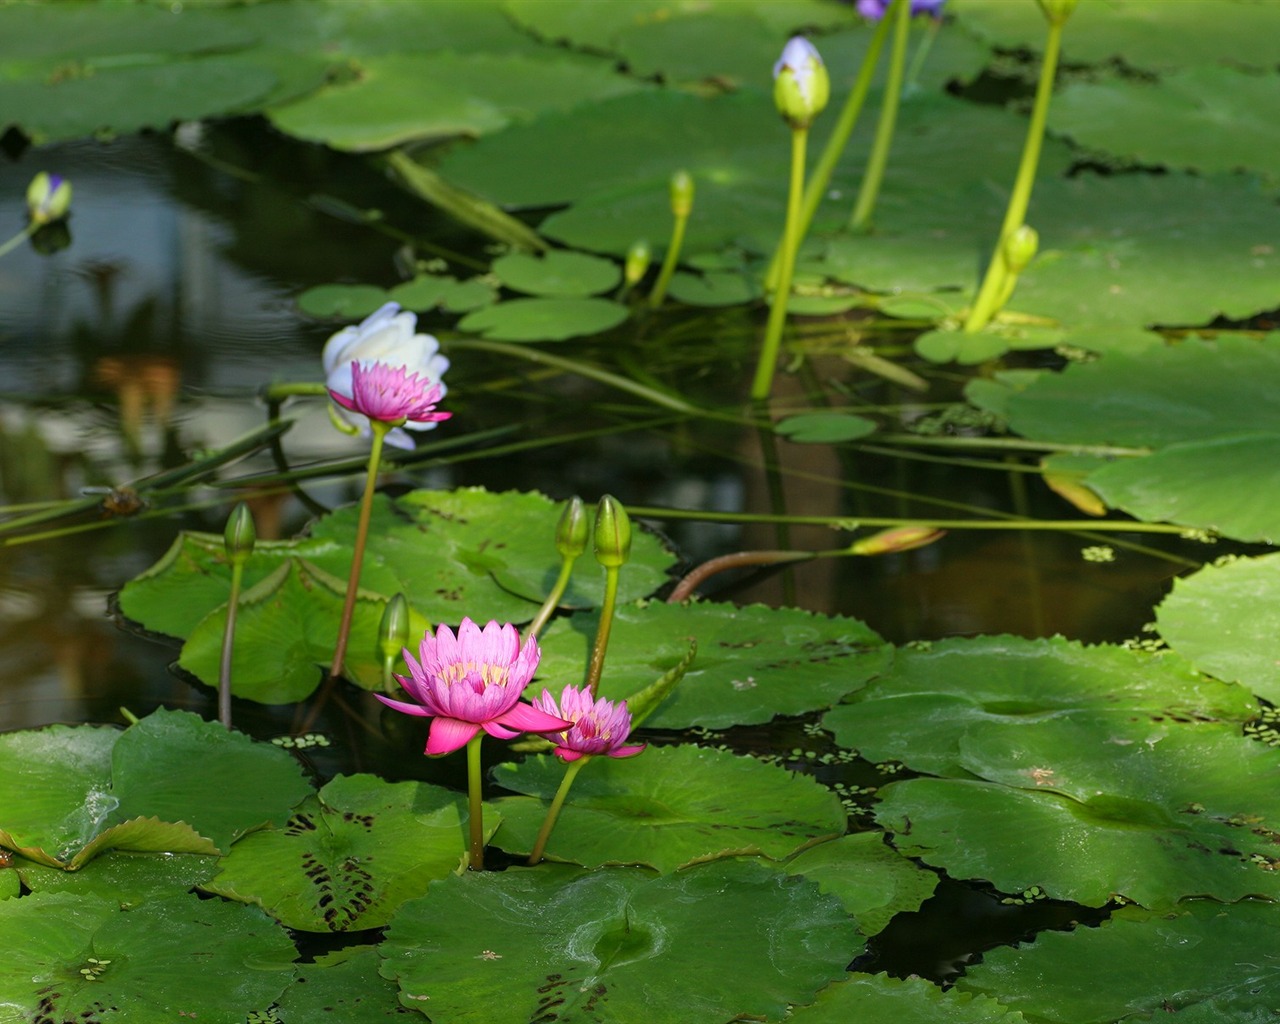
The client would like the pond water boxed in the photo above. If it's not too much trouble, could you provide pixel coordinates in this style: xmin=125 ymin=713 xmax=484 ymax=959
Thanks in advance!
xmin=0 ymin=122 xmax=1214 ymax=980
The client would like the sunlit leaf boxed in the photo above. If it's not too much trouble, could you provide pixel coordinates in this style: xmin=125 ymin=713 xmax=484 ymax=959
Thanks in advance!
xmin=275 ymin=945 xmax=409 ymax=1023
xmin=492 ymin=250 xmax=620 ymax=297
xmin=457 ymin=296 xmax=629 ymax=341
xmin=790 ymin=972 xmax=1028 ymax=1024
xmin=775 ymin=411 xmax=878 ymax=443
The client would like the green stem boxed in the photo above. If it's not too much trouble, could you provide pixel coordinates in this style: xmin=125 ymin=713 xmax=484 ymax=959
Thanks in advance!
xmin=751 ymin=125 xmax=809 ymax=401
xmin=583 ymin=567 xmax=620 ymax=697
xmin=528 ymin=757 xmax=589 ymax=866
xmin=261 ymin=381 xmax=330 ymax=403
xmin=467 ymin=733 xmax=487 ymax=870
xmin=963 ymin=12 xmax=1065 ymax=332
xmin=329 ymin=421 xmax=390 ymax=680
xmin=0 ymin=224 xmax=35 ymax=260
xmin=850 ymin=0 xmax=911 ymax=232
xmin=649 ymin=210 xmax=689 ymax=309
xmin=524 ymin=555 xmax=576 ymax=643
xmin=218 ymin=560 xmax=246 ymax=729
xmin=668 ymin=549 xmax=816 ymax=603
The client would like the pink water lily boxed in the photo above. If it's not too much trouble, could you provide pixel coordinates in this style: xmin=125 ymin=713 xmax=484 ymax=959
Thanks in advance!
xmin=328 ymin=361 xmax=451 ymax=428
xmin=377 ymin=619 xmax=570 ymax=756
xmin=533 ymin=684 xmax=646 ymax=762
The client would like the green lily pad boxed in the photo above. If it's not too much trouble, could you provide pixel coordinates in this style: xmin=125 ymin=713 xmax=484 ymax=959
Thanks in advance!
xmin=0 ymin=891 xmax=295 ymax=1024
xmin=783 ymin=833 xmax=939 ymax=937
xmin=492 ymin=250 xmax=621 ymax=297
xmin=14 ymin=850 xmax=220 ymax=906
xmin=457 ymin=296 xmax=629 ymax=341
xmin=1156 ymin=553 xmax=1280 ymax=704
xmin=204 ymin=774 xmax=489 ymax=932
xmin=775 ymin=411 xmax=878 ymax=443
xmin=275 ymin=946 xmax=410 ymax=1023
xmin=380 ymin=860 xmax=862 ymax=1024
xmin=536 ymin=600 xmax=889 ymax=729
xmin=790 ymin=972 xmax=1028 ymax=1024
xmin=297 ymin=283 xmax=397 ymax=319
xmin=875 ymin=776 xmax=1280 ymax=909
xmin=491 ymin=745 xmax=846 ymax=872
xmin=666 ymin=269 xmax=762 ymax=307
xmin=959 ymin=900 xmax=1280 ymax=1023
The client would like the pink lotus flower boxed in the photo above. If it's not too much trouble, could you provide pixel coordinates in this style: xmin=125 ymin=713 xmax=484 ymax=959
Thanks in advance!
xmin=532 ymin=685 xmax=646 ymax=762
xmin=377 ymin=619 xmax=570 ymax=756
xmin=328 ymin=361 xmax=451 ymax=429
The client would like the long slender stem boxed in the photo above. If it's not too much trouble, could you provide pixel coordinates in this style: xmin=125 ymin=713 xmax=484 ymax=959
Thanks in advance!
xmin=963 ymin=13 xmax=1065 ymax=332
xmin=524 ymin=556 xmax=576 ymax=643
xmin=467 ymin=733 xmax=486 ymax=870
xmin=850 ymin=0 xmax=910 ymax=232
xmin=668 ymin=549 xmax=815 ymax=603
xmin=582 ymin=567 xmax=619 ymax=697
xmin=218 ymin=560 xmax=246 ymax=729
xmin=528 ymin=757 xmax=588 ymax=866
xmin=329 ymin=421 xmax=389 ymax=680
xmin=0 ymin=225 xmax=35 ymax=260
xmin=751 ymin=126 xmax=809 ymax=401
xmin=649 ymin=211 xmax=689 ymax=309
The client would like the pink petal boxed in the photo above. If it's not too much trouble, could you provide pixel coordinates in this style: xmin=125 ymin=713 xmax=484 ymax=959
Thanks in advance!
xmin=426 ymin=717 xmax=482 ymax=756
xmin=607 ymin=743 xmax=647 ymax=759
xmin=496 ymin=701 xmax=573 ymax=735
xmin=553 ymin=747 xmax=585 ymax=762
xmin=374 ymin=693 xmax=432 ymax=717
xmin=483 ymin=720 xmax=522 ymax=740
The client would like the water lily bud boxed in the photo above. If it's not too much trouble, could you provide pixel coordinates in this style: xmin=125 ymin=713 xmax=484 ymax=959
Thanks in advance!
xmin=593 ymin=494 xmax=633 ymax=569
xmin=1002 ymin=224 xmax=1039 ymax=274
xmin=377 ymin=593 xmax=412 ymax=665
xmin=669 ymin=171 xmax=694 ymax=219
xmin=773 ymin=37 xmax=829 ymax=129
xmin=625 ymin=240 xmax=652 ymax=286
xmin=1036 ymin=0 xmax=1078 ymax=24
xmin=556 ymin=496 xmax=590 ymax=560
xmin=25 ymin=172 xmax=72 ymax=226
xmin=223 ymin=502 xmax=256 ymax=565
xmin=851 ymin=525 xmax=945 ymax=556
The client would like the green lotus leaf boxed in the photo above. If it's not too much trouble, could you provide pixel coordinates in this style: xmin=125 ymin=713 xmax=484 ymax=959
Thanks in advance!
xmin=789 ymin=972 xmax=1029 ymax=1024
xmin=667 ymin=269 xmax=762 ymax=306
xmin=297 ymin=283 xmax=392 ymax=319
xmin=204 ymin=774 xmax=490 ymax=932
xmin=0 ymin=891 xmax=295 ymax=1024
xmin=875 ymin=777 xmax=1280 ymax=909
xmin=490 ymin=745 xmax=847 ymax=872
xmin=492 ymin=250 xmax=620 ymax=297
xmin=274 ymin=945 xmax=408 ymax=1023
xmin=783 ymin=833 xmax=939 ymax=937
xmin=1156 ymin=552 xmax=1280 ymax=705
xmin=0 ymin=870 xmax=16 ymax=901
xmin=822 ymin=635 xmax=1254 ymax=778
xmin=14 ymin=850 xmax=220 ymax=905
xmin=775 ymin=411 xmax=878 ymax=443
xmin=380 ymin=860 xmax=862 ymax=1024
xmin=959 ymin=900 xmax=1280 ymax=1023
xmin=536 ymin=600 xmax=888 ymax=729
xmin=457 ymin=296 xmax=629 ymax=341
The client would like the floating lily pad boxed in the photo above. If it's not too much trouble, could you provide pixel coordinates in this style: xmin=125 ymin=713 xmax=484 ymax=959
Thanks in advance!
xmin=14 ymin=850 xmax=220 ymax=906
xmin=536 ymin=600 xmax=889 ymax=729
xmin=667 ymin=269 xmax=762 ymax=306
xmin=789 ymin=972 xmax=1028 ymax=1024
xmin=491 ymin=745 xmax=847 ymax=872
xmin=775 ymin=411 xmax=878 ymax=443
xmin=492 ymin=250 xmax=620 ymax=297
xmin=959 ymin=900 xmax=1280 ymax=1022
xmin=380 ymin=860 xmax=861 ymax=1024
xmin=0 ymin=891 xmax=295 ymax=1024
xmin=457 ymin=296 xmax=629 ymax=341
xmin=204 ymin=774 xmax=488 ymax=932
xmin=275 ymin=945 xmax=410 ymax=1023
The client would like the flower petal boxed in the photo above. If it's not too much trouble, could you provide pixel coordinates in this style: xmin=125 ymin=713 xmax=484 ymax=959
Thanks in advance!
xmin=426 ymin=717 xmax=482 ymax=756
xmin=496 ymin=701 xmax=573 ymax=735
xmin=607 ymin=743 xmax=647 ymax=759
xmin=374 ymin=693 xmax=432 ymax=717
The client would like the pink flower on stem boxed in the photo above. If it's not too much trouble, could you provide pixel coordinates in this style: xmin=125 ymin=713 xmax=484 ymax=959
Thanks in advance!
xmin=533 ymin=684 xmax=646 ymax=762
xmin=328 ymin=361 xmax=451 ymax=429
xmin=377 ymin=619 xmax=570 ymax=756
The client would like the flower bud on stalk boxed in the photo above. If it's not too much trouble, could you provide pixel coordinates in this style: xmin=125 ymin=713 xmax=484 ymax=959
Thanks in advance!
xmin=851 ymin=525 xmax=945 ymax=556
xmin=224 ymin=502 xmax=257 ymax=565
xmin=377 ymin=593 xmax=412 ymax=688
xmin=26 ymin=172 xmax=72 ymax=226
xmin=593 ymin=494 xmax=632 ymax=570
xmin=773 ymin=37 xmax=830 ymax=129
xmin=557 ymin=496 xmax=590 ymax=560
xmin=1036 ymin=0 xmax=1078 ymax=25
xmin=669 ymin=170 xmax=695 ymax=219
xmin=624 ymin=240 xmax=652 ymax=289
xmin=1002 ymin=224 xmax=1039 ymax=275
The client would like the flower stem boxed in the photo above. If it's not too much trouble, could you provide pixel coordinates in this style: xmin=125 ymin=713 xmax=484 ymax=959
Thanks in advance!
xmin=528 ymin=757 xmax=589 ymax=866
xmin=524 ymin=555 xmax=575 ymax=643
xmin=649 ymin=209 xmax=689 ymax=310
xmin=467 ymin=732 xmax=487 ymax=870
xmin=329 ymin=420 xmax=389 ymax=681
xmin=963 ymin=12 xmax=1066 ymax=332
xmin=583 ymin=566 xmax=620 ymax=698
xmin=849 ymin=0 xmax=911 ymax=232
xmin=0 ymin=224 xmax=35 ymax=260
xmin=218 ymin=559 xmax=247 ymax=729
xmin=751 ymin=125 xmax=809 ymax=401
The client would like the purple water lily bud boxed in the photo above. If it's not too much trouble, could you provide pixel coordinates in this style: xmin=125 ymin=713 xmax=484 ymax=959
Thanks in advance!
xmin=773 ymin=36 xmax=830 ymax=129
xmin=857 ymin=0 xmax=946 ymax=20
xmin=25 ymin=171 xmax=72 ymax=226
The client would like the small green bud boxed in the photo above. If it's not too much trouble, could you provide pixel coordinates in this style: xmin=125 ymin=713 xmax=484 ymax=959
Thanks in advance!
xmin=850 ymin=525 xmax=945 ymax=556
xmin=593 ymin=494 xmax=633 ymax=569
xmin=377 ymin=593 xmax=412 ymax=665
xmin=773 ymin=37 xmax=829 ymax=129
xmin=624 ymin=240 xmax=652 ymax=286
xmin=669 ymin=171 xmax=694 ymax=219
xmin=1035 ymin=0 xmax=1078 ymax=25
xmin=1002 ymin=224 xmax=1039 ymax=274
xmin=556 ymin=496 xmax=590 ymax=560
xmin=26 ymin=172 xmax=72 ymax=226
xmin=224 ymin=502 xmax=256 ymax=564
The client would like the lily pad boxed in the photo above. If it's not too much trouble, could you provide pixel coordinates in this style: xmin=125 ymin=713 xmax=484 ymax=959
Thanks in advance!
xmin=275 ymin=946 xmax=411 ymax=1023
xmin=789 ymin=972 xmax=1028 ymax=1024
xmin=204 ymin=774 xmax=489 ymax=932
xmin=775 ymin=411 xmax=878 ymax=443
xmin=667 ymin=269 xmax=762 ymax=307
xmin=380 ymin=860 xmax=862 ymax=1024
xmin=492 ymin=250 xmax=620 ymax=297
xmin=536 ymin=600 xmax=889 ymax=729
xmin=491 ymin=745 xmax=847 ymax=872
xmin=456 ymin=296 xmax=629 ymax=341
xmin=14 ymin=850 xmax=220 ymax=906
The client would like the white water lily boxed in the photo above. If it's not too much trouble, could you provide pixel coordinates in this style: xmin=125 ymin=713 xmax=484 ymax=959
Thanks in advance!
xmin=322 ymin=302 xmax=450 ymax=449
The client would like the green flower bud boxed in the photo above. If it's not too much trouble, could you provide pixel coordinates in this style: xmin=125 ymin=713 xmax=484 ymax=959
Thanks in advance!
xmin=593 ymin=494 xmax=633 ymax=569
xmin=556 ymin=496 xmax=590 ymax=560
xmin=1002 ymin=224 xmax=1039 ymax=274
xmin=850 ymin=525 xmax=945 ymax=556
xmin=26 ymin=172 xmax=72 ymax=226
xmin=669 ymin=171 xmax=694 ymax=219
xmin=625 ymin=240 xmax=652 ymax=286
xmin=773 ymin=37 xmax=829 ymax=129
xmin=223 ymin=503 xmax=257 ymax=565
xmin=377 ymin=593 xmax=412 ymax=665
xmin=1036 ymin=0 xmax=1078 ymax=24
